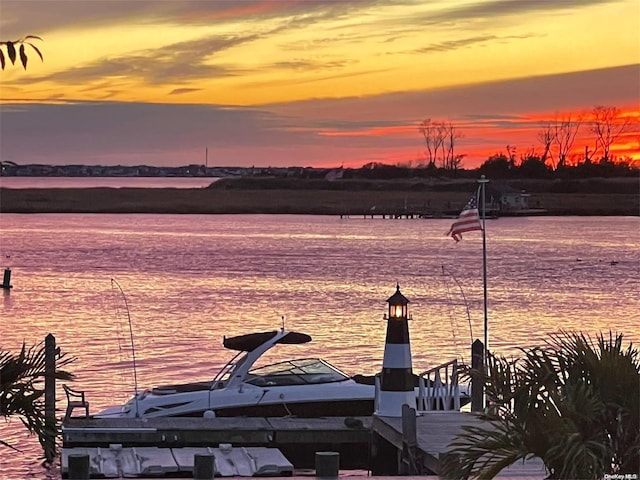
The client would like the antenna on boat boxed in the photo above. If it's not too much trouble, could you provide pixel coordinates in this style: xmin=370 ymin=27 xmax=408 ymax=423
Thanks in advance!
xmin=110 ymin=278 xmax=140 ymax=418
xmin=441 ymin=266 xmax=473 ymax=359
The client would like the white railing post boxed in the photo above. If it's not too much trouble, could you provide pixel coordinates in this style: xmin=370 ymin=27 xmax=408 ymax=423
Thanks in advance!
xmin=418 ymin=358 xmax=461 ymax=412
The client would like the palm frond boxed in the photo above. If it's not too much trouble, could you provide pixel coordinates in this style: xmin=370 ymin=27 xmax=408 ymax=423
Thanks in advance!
xmin=445 ymin=330 xmax=639 ymax=478
xmin=1 ymin=341 xmax=76 ymax=456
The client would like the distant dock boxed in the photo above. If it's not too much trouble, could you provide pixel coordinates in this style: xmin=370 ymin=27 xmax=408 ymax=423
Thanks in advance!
xmin=340 ymin=209 xmax=459 ymax=219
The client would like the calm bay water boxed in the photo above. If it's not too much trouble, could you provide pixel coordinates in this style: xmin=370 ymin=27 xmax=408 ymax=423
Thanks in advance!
xmin=0 ymin=214 xmax=638 ymax=478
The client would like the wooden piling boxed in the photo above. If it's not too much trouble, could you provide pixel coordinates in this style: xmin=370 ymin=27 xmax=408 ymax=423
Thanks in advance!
xmin=44 ymin=333 xmax=57 ymax=463
xmin=471 ymin=339 xmax=484 ymax=412
xmin=370 ymin=423 xmax=399 ymax=475
xmin=67 ymin=453 xmax=90 ymax=479
xmin=193 ymin=453 xmax=215 ymax=479
xmin=315 ymin=451 xmax=339 ymax=478
xmin=1 ymin=268 xmax=12 ymax=289
xmin=400 ymin=404 xmax=418 ymax=474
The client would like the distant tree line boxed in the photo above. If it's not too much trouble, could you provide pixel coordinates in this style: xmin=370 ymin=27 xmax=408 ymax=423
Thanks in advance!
xmin=351 ymin=158 xmax=636 ymax=181
xmin=414 ymin=105 xmax=637 ymax=178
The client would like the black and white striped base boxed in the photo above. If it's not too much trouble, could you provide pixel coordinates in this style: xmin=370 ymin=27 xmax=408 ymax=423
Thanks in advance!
xmin=375 ymin=311 xmax=415 ymax=417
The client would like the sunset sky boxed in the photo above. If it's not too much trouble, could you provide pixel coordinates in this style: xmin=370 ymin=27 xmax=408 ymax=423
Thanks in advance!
xmin=0 ymin=0 xmax=638 ymax=169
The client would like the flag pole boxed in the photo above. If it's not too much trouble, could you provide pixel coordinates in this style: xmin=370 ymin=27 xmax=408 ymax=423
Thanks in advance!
xmin=478 ymin=175 xmax=489 ymax=410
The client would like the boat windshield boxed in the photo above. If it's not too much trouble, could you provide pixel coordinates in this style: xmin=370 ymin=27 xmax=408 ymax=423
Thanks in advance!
xmin=245 ymin=358 xmax=349 ymax=386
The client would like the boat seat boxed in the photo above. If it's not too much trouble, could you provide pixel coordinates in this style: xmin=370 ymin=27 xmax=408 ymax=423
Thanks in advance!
xmin=63 ymin=384 xmax=90 ymax=421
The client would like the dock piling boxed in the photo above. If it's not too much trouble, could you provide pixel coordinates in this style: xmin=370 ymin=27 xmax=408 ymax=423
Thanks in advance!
xmin=67 ymin=453 xmax=90 ymax=479
xmin=193 ymin=453 xmax=216 ymax=479
xmin=1 ymin=267 xmax=12 ymax=290
xmin=44 ymin=333 xmax=57 ymax=463
xmin=400 ymin=404 xmax=419 ymax=474
xmin=315 ymin=451 xmax=339 ymax=478
xmin=471 ymin=339 xmax=484 ymax=412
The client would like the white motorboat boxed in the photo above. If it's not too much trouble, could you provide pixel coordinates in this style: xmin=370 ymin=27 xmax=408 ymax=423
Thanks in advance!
xmin=96 ymin=329 xmax=469 ymax=418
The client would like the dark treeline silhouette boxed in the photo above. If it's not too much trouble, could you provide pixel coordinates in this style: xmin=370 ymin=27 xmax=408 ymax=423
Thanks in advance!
xmin=475 ymin=154 xmax=637 ymax=179
xmin=346 ymin=157 xmax=637 ymax=181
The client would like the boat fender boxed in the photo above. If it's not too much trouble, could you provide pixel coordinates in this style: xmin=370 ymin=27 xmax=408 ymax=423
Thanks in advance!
xmin=344 ymin=417 xmax=364 ymax=429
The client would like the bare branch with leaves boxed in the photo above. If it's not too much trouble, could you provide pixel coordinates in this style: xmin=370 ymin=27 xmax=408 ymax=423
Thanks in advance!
xmin=0 ymin=36 xmax=43 ymax=70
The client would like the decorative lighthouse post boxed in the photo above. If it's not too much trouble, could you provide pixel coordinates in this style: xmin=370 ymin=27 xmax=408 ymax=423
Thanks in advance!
xmin=375 ymin=284 xmax=415 ymax=417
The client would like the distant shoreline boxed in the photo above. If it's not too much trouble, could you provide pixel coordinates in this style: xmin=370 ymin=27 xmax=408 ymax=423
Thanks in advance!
xmin=1 ymin=183 xmax=638 ymax=216
xmin=0 ymin=176 xmax=219 ymax=189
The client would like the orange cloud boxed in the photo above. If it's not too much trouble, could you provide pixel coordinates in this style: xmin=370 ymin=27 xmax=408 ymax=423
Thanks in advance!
xmin=179 ymin=1 xmax=292 ymax=22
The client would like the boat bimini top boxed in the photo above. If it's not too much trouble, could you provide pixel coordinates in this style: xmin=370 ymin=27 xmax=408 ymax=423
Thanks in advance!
xmin=212 ymin=329 xmax=313 ymax=390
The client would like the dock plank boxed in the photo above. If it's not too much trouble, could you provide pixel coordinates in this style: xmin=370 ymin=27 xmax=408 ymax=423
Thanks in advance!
xmin=266 ymin=416 xmax=371 ymax=443
xmin=63 ymin=417 xmax=275 ymax=447
xmin=372 ymin=412 xmax=547 ymax=477
xmin=63 ymin=416 xmax=371 ymax=448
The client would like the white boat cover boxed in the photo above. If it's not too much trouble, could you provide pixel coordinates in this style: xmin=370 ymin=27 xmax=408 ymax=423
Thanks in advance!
xmin=62 ymin=444 xmax=293 ymax=477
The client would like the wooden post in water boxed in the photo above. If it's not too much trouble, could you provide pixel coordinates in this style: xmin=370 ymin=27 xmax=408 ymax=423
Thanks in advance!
xmin=400 ymin=404 xmax=418 ymax=474
xmin=44 ymin=333 xmax=57 ymax=463
xmin=193 ymin=453 xmax=215 ymax=479
xmin=471 ymin=339 xmax=484 ymax=412
xmin=315 ymin=451 xmax=339 ymax=478
xmin=1 ymin=267 xmax=12 ymax=290
xmin=68 ymin=453 xmax=90 ymax=479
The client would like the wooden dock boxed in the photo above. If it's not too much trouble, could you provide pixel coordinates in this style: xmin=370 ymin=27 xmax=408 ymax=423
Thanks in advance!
xmin=63 ymin=413 xmax=548 ymax=477
xmin=62 ymin=416 xmax=372 ymax=470
xmin=340 ymin=210 xmax=455 ymax=219
xmin=371 ymin=411 xmax=546 ymax=478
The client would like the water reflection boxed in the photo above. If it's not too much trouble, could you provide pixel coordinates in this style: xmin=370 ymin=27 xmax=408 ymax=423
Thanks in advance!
xmin=0 ymin=214 xmax=638 ymax=478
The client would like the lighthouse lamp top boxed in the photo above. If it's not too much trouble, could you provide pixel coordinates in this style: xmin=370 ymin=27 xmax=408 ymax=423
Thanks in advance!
xmin=386 ymin=284 xmax=410 ymax=320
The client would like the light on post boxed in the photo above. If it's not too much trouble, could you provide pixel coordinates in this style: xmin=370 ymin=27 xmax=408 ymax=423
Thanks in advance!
xmin=386 ymin=284 xmax=409 ymax=320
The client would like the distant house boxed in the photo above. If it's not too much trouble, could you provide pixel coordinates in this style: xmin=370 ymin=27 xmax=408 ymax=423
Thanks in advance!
xmin=488 ymin=184 xmax=532 ymax=214
xmin=324 ymin=168 xmax=344 ymax=181
xmin=501 ymin=190 xmax=530 ymax=211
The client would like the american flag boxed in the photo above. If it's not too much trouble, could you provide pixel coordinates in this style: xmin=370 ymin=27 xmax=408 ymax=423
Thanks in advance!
xmin=447 ymin=193 xmax=483 ymax=242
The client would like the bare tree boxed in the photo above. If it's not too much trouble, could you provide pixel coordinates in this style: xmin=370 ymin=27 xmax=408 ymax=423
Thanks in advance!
xmin=419 ymin=119 xmax=466 ymax=170
xmin=536 ymin=123 xmax=556 ymax=168
xmin=444 ymin=121 xmax=464 ymax=170
xmin=0 ymin=36 xmax=43 ymax=69
xmin=553 ymin=114 xmax=582 ymax=168
xmin=419 ymin=118 xmax=446 ymax=168
xmin=505 ymin=144 xmax=517 ymax=165
xmin=590 ymin=106 xmax=631 ymax=161
xmin=434 ymin=122 xmax=447 ymax=168
xmin=519 ymin=147 xmax=538 ymax=164
xmin=418 ymin=119 xmax=437 ymax=167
